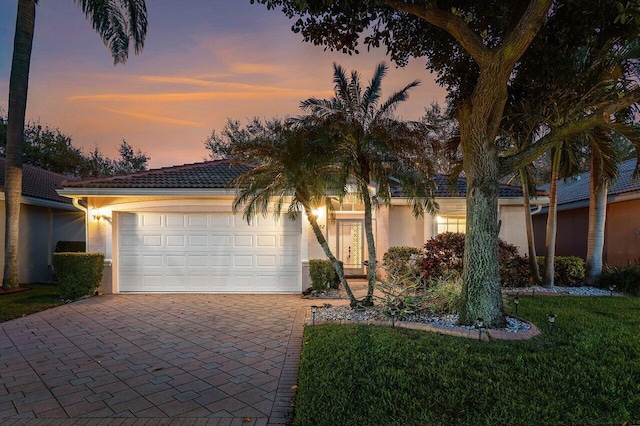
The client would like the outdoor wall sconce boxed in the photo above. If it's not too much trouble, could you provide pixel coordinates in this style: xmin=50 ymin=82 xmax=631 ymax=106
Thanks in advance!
xmin=513 ymin=295 xmax=520 ymax=316
xmin=91 ymin=208 xmax=108 ymax=221
xmin=475 ymin=317 xmax=485 ymax=341
xmin=311 ymin=305 xmax=318 ymax=326
xmin=547 ymin=313 xmax=557 ymax=334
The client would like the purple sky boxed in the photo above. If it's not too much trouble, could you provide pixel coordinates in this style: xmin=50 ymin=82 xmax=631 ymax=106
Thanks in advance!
xmin=0 ymin=0 xmax=446 ymax=168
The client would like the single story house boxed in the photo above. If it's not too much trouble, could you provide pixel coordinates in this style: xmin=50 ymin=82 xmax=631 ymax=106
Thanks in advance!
xmin=58 ymin=159 xmax=546 ymax=294
xmin=533 ymin=157 xmax=640 ymax=266
xmin=0 ymin=158 xmax=85 ymax=283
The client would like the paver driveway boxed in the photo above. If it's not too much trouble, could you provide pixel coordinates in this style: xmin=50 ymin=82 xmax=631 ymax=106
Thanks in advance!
xmin=0 ymin=294 xmax=315 ymax=425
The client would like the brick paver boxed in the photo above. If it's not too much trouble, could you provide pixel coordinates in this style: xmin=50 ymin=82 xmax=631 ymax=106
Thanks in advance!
xmin=1 ymin=294 xmax=316 ymax=425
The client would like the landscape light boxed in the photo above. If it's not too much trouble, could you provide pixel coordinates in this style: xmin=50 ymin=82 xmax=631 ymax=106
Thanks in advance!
xmin=311 ymin=306 xmax=317 ymax=326
xmin=514 ymin=295 xmax=520 ymax=316
xmin=475 ymin=317 xmax=485 ymax=341
xmin=390 ymin=308 xmax=397 ymax=327
xmin=547 ymin=313 xmax=557 ymax=334
xmin=609 ymin=285 xmax=616 ymax=297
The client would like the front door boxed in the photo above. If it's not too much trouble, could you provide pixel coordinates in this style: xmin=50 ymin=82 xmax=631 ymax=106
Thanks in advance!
xmin=337 ymin=219 xmax=365 ymax=276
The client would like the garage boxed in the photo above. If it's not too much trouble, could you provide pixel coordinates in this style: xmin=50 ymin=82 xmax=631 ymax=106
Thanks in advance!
xmin=117 ymin=211 xmax=301 ymax=293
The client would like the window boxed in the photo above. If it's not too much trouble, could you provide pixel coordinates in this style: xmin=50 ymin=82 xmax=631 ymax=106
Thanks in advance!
xmin=436 ymin=216 xmax=466 ymax=234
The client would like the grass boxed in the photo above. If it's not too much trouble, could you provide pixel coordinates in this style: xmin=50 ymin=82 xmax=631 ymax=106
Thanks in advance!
xmin=0 ymin=283 xmax=64 ymax=322
xmin=296 ymin=296 xmax=640 ymax=426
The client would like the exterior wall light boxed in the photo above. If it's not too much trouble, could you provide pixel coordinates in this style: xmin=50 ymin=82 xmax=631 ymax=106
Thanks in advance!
xmin=91 ymin=208 xmax=108 ymax=221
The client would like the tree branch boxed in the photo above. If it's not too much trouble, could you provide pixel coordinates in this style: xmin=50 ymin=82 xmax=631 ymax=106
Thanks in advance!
xmin=385 ymin=0 xmax=491 ymax=67
xmin=499 ymin=0 xmax=554 ymax=69
xmin=499 ymin=87 xmax=640 ymax=175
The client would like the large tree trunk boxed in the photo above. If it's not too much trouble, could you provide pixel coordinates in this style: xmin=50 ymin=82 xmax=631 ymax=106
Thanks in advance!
xmin=520 ymin=169 xmax=542 ymax=284
xmin=585 ymin=162 xmax=607 ymax=286
xmin=3 ymin=0 xmax=36 ymax=290
xmin=457 ymin=74 xmax=507 ymax=327
xmin=542 ymin=147 xmax=561 ymax=288
xmin=361 ymin=182 xmax=376 ymax=306
xmin=302 ymin=203 xmax=358 ymax=305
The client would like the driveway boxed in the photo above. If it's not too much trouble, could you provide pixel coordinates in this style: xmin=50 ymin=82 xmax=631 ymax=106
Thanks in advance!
xmin=0 ymin=294 xmax=315 ymax=425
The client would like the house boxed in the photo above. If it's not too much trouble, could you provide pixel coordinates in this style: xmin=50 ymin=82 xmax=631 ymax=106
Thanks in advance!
xmin=58 ymin=159 xmax=546 ymax=294
xmin=0 ymin=158 xmax=85 ymax=283
xmin=533 ymin=157 xmax=640 ymax=266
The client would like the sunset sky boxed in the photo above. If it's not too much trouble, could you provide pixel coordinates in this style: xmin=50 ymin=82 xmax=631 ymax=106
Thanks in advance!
xmin=0 ymin=0 xmax=446 ymax=168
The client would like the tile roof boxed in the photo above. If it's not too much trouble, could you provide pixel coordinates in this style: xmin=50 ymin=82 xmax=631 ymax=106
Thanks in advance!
xmin=62 ymin=159 xmax=529 ymax=198
xmin=391 ymin=174 xmax=526 ymax=198
xmin=62 ymin=159 xmax=253 ymax=189
xmin=539 ymin=157 xmax=640 ymax=206
xmin=0 ymin=158 xmax=74 ymax=205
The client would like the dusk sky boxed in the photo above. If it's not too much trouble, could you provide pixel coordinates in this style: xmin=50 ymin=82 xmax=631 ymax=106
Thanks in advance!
xmin=0 ymin=0 xmax=446 ymax=168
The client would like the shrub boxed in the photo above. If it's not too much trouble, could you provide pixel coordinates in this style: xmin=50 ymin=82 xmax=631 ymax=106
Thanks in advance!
xmin=595 ymin=264 xmax=640 ymax=296
xmin=382 ymin=246 xmax=420 ymax=279
xmin=376 ymin=272 xmax=429 ymax=318
xmin=55 ymin=241 xmax=86 ymax=253
xmin=309 ymin=259 xmax=340 ymax=292
xmin=427 ymin=273 xmax=463 ymax=314
xmin=536 ymin=256 xmax=585 ymax=286
xmin=416 ymin=232 xmax=531 ymax=287
xmin=53 ymin=253 xmax=104 ymax=300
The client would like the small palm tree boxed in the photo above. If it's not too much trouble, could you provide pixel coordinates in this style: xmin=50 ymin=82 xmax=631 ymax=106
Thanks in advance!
xmin=230 ymin=118 xmax=360 ymax=305
xmin=299 ymin=62 xmax=438 ymax=305
xmin=3 ymin=0 xmax=148 ymax=290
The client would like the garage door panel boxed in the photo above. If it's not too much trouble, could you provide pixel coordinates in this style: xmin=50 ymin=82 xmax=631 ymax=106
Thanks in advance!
xmin=234 ymin=235 xmax=253 ymax=247
xmin=141 ymin=214 xmax=162 ymax=227
xmin=118 ymin=212 xmax=300 ymax=292
xmin=211 ymin=235 xmax=230 ymax=247
xmin=211 ymin=255 xmax=231 ymax=267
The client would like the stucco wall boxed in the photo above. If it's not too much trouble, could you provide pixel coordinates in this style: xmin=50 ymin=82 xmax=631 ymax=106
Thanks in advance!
xmin=389 ymin=205 xmax=425 ymax=249
xmin=605 ymin=199 xmax=640 ymax=265
xmin=497 ymin=205 xmax=528 ymax=255
xmin=0 ymin=201 xmax=85 ymax=284
xmin=533 ymin=208 xmax=589 ymax=260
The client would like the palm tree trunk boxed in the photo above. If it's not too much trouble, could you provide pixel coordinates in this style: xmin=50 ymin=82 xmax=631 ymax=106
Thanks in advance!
xmin=302 ymin=203 xmax=357 ymax=305
xmin=542 ymin=147 xmax=561 ymax=288
xmin=585 ymin=162 xmax=607 ymax=285
xmin=519 ymin=169 xmax=542 ymax=284
xmin=3 ymin=0 xmax=36 ymax=290
xmin=361 ymin=182 xmax=376 ymax=306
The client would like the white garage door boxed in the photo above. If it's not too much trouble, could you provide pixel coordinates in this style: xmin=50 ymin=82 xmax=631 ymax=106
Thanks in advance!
xmin=117 ymin=212 xmax=301 ymax=293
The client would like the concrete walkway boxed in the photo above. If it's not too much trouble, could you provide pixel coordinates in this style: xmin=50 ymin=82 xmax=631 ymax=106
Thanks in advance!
xmin=0 ymin=294 xmax=316 ymax=425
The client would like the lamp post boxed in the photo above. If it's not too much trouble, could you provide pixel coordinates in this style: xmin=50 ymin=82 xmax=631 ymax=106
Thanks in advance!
xmin=475 ymin=317 xmax=485 ymax=341
xmin=547 ymin=313 xmax=557 ymax=334
xmin=513 ymin=295 xmax=520 ymax=316
xmin=311 ymin=306 xmax=317 ymax=326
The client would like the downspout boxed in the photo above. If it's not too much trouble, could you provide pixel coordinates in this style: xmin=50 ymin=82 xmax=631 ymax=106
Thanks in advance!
xmin=530 ymin=204 xmax=543 ymax=215
xmin=72 ymin=197 xmax=89 ymax=249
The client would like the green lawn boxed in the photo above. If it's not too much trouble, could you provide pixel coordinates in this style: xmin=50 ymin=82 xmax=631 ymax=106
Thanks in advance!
xmin=0 ymin=284 xmax=64 ymax=323
xmin=296 ymin=296 xmax=640 ymax=426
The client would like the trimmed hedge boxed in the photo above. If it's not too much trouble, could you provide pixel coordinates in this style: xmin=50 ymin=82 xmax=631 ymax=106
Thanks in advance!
xmin=382 ymin=246 xmax=420 ymax=278
xmin=536 ymin=256 xmax=585 ymax=286
xmin=53 ymin=253 xmax=104 ymax=300
xmin=309 ymin=259 xmax=340 ymax=292
xmin=55 ymin=241 xmax=86 ymax=253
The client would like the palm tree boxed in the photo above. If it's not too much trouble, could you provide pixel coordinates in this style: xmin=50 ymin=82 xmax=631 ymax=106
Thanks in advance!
xmin=299 ymin=62 xmax=438 ymax=305
xmin=3 ymin=0 xmax=147 ymax=290
xmin=230 ymin=118 xmax=360 ymax=305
